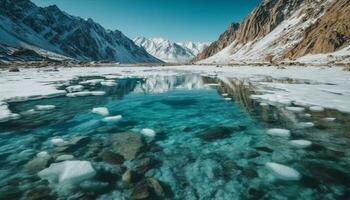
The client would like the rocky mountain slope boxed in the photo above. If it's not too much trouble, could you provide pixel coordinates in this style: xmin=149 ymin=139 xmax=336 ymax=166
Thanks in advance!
xmin=134 ymin=37 xmax=208 ymax=63
xmin=196 ymin=0 xmax=350 ymax=64
xmin=0 ymin=0 xmax=161 ymax=63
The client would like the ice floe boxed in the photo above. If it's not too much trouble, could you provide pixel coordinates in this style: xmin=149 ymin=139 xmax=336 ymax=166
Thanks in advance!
xmin=289 ymin=140 xmax=312 ymax=148
xmin=66 ymin=91 xmax=105 ymax=97
xmin=224 ymin=98 xmax=232 ymax=101
xmin=101 ymin=80 xmax=117 ymax=86
xmin=35 ymin=105 xmax=56 ymax=111
xmin=102 ymin=115 xmax=122 ymax=122
xmin=323 ymin=117 xmax=336 ymax=122
xmin=141 ymin=128 xmax=156 ymax=137
xmin=51 ymin=138 xmax=66 ymax=146
xmin=265 ymin=162 xmax=301 ymax=181
xmin=79 ymin=79 xmax=104 ymax=85
xmin=92 ymin=107 xmax=109 ymax=116
xmin=266 ymin=128 xmax=291 ymax=137
xmin=66 ymin=85 xmax=84 ymax=93
xmin=0 ymin=102 xmax=20 ymax=122
xmin=286 ymin=106 xmax=305 ymax=113
xmin=297 ymin=122 xmax=315 ymax=128
xmin=221 ymin=93 xmax=229 ymax=97
xmin=38 ymin=160 xmax=96 ymax=184
xmin=309 ymin=106 xmax=325 ymax=112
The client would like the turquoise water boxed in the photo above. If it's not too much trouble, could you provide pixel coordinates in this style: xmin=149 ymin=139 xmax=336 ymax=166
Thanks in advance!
xmin=0 ymin=74 xmax=349 ymax=199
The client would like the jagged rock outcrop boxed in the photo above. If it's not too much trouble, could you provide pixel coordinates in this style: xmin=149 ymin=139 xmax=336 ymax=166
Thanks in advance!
xmin=0 ymin=0 xmax=161 ymax=63
xmin=193 ymin=23 xmax=239 ymax=62
xmin=197 ymin=0 xmax=347 ymax=64
xmin=285 ymin=0 xmax=350 ymax=59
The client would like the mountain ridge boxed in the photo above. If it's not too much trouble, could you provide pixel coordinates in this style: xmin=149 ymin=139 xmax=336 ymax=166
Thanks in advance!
xmin=0 ymin=0 xmax=161 ymax=63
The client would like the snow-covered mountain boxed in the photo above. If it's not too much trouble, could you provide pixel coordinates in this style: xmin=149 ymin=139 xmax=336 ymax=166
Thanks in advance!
xmin=0 ymin=0 xmax=161 ymax=63
xmin=133 ymin=37 xmax=209 ymax=63
xmin=196 ymin=0 xmax=350 ymax=64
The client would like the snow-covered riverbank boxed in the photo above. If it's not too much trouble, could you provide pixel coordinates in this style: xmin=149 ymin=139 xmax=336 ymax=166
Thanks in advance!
xmin=1 ymin=65 xmax=350 ymax=122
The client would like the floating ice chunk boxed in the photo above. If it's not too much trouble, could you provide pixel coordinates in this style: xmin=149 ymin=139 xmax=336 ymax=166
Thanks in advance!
xmin=309 ymin=106 xmax=324 ymax=112
xmin=101 ymin=81 xmax=116 ymax=86
xmin=297 ymin=122 xmax=314 ymax=128
xmin=37 ymin=151 xmax=50 ymax=159
xmin=66 ymin=91 xmax=92 ymax=97
xmin=56 ymin=154 xmax=74 ymax=162
xmin=0 ymin=103 xmax=20 ymax=122
xmin=102 ymin=115 xmax=122 ymax=122
xmin=304 ymin=113 xmax=312 ymax=118
xmin=266 ymin=128 xmax=291 ymax=137
xmin=38 ymin=161 xmax=96 ymax=184
xmin=323 ymin=117 xmax=336 ymax=122
xmin=221 ymin=93 xmax=229 ymax=97
xmin=289 ymin=140 xmax=312 ymax=148
xmin=286 ymin=107 xmax=305 ymax=113
xmin=79 ymin=79 xmax=104 ymax=85
xmin=224 ymin=98 xmax=232 ymax=101
xmin=35 ymin=105 xmax=56 ymax=111
xmin=260 ymin=102 xmax=269 ymax=106
xmin=51 ymin=138 xmax=66 ymax=146
xmin=105 ymin=75 xmax=120 ymax=79
xmin=141 ymin=128 xmax=156 ymax=137
xmin=66 ymin=85 xmax=84 ymax=93
xmin=265 ymin=162 xmax=301 ymax=181
xmin=206 ymin=83 xmax=220 ymax=87
xmin=91 ymin=91 xmax=106 ymax=96
xmin=92 ymin=107 xmax=109 ymax=116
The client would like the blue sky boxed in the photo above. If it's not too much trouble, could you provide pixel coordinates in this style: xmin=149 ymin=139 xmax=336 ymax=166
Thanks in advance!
xmin=32 ymin=0 xmax=261 ymax=42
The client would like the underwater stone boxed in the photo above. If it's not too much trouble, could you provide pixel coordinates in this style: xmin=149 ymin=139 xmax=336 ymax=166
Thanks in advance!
xmin=99 ymin=150 xmax=125 ymax=165
xmin=289 ymin=140 xmax=312 ymax=148
xmin=112 ymin=132 xmax=145 ymax=160
xmin=140 ymin=128 xmax=156 ymax=137
xmin=199 ymin=126 xmax=245 ymax=141
xmin=79 ymin=180 xmax=109 ymax=192
xmin=26 ymin=186 xmax=52 ymax=200
xmin=147 ymin=178 xmax=165 ymax=198
xmin=130 ymin=180 xmax=151 ymax=200
xmin=56 ymin=154 xmax=74 ymax=162
xmin=266 ymin=128 xmax=291 ymax=137
xmin=24 ymin=157 xmax=49 ymax=172
xmin=92 ymin=107 xmax=109 ymax=116
xmin=265 ymin=162 xmax=301 ymax=181
xmin=134 ymin=157 xmax=157 ymax=174
xmin=50 ymin=138 xmax=66 ymax=146
xmin=38 ymin=160 xmax=96 ymax=184
xmin=36 ymin=151 xmax=50 ymax=159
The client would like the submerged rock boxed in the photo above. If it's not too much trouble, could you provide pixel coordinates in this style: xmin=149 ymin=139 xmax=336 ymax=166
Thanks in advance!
xmin=265 ymin=162 xmax=301 ymax=181
xmin=50 ymin=138 xmax=66 ymax=146
xmin=38 ymin=160 xmax=96 ymax=184
xmin=56 ymin=154 xmax=74 ymax=162
xmin=199 ymin=126 xmax=245 ymax=141
xmin=266 ymin=128 xmax=291 ymax=137
xmin=140 ymin=128 xmax=156 ymax=137
xmin=24 ymin=157 xmax=49 ymax=172
xmin=112 ymin=132 xmax=145 ymax=160
xmin=99 ymin=150 xmax=125 ymax=165
xmin=130 ymin=180 xmax=150 ymax=199
xmin=37 ymin=151 xmax=51 ymax=159
xmin=9 ymin=67 xmax=20 ymax=72
xmin=26 ymin=186 xmax=53 ymax=200
xmin=92 ymin=107 xmax=109 ymax=116
xmin=289 ymin=140 xmax=312 ymax=148
xmin=297 ymin=122 xmax=315 ymax=128
xmin=79 ymin=180 xmax=109 ymax=192
xmin=147 ymin=178 xmax=165 ymax=198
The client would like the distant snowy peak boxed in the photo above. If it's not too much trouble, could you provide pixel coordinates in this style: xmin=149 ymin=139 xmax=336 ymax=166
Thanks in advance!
xmin=133 ymin=37 xmax=209 ymax=63
xmin=0 ymin=0 xmax=160 ymax=63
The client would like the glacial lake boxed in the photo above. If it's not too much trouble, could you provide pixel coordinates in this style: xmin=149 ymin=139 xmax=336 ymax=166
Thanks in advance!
xmin=0 ymin=73 xmax=349 ymax=199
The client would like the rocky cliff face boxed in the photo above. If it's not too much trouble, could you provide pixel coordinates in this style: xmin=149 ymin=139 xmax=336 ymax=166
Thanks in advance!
xmin=197 ymin=0 xmax=347 ymax=64
xmin=194 ymin=23 xmax=239 ymax=62
xmin=285 ymin=0 xmax=350 ymax=59
xmin=0 ymin=0 xmax=161 ymax=63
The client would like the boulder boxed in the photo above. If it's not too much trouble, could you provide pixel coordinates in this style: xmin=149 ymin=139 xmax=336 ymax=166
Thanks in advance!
xmin=130 ymin=180 xmax=150 ymax=199
xmin=112 ymin=132 xmax=144 ymax=160
xmin=147 ymin=178 xmax=165 ymax=197
xmin=38 ymin=160 xmax=96 ymax=185
xmin=265 ymin=162 xmax=301 ymax=181
xmin=99 ymin=150 xmax=125 ymax=165
xmin=24 ymin=157 xmax=49 ymax=172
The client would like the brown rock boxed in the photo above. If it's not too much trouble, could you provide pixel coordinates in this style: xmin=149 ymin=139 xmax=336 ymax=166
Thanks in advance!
xmin=112 ymin=132 xmax=144 ymax=160
xmin=130 ymin=180 xmax=150 ymax=200
xmin=99 ymin=150 xmax=125 ymax=165
xmin=147 ymin=178 xmax=165 ymax=198
xmin=24 ymin=157 xmax=49 ymax=172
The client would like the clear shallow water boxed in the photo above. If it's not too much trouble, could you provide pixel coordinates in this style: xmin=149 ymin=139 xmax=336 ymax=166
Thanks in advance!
xmin=0 ymin=74 xmax=350 ymax=199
